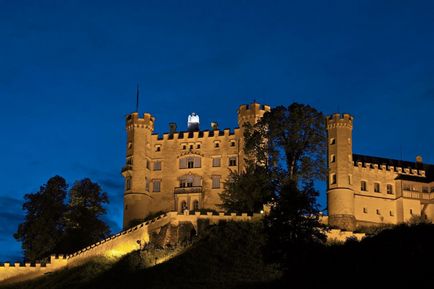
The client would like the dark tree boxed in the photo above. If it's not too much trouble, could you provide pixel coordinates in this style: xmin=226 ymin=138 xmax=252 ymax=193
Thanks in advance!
xmin=252 ymin=103 xmax=327 ymax=267
xmin=14 ymin=176 xmax=68 ymax=262
xmin=219 ymin=164 xmax=274 ymax=213
xmin=61 ymin=178 xmax=110 ymax=253
xmin=258 ymin=103 xmax=327 ymax=184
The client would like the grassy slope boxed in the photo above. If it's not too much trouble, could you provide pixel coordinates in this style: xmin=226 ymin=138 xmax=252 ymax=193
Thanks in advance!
xmin=5 ymin=222 xmax=434 ymax=289
xmin=1 ymin=222 xmax=280 ymax=289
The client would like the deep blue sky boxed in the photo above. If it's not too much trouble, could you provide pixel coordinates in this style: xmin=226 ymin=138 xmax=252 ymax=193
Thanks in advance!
xmin=1 ymin=0 xmax=434 ymax=261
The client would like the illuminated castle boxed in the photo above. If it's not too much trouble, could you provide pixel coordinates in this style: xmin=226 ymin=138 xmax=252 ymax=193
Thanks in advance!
xmin=121 ymin=102 xmax=270 ymax=228
xmin=326 ymin=113 xmax=434 ymax=230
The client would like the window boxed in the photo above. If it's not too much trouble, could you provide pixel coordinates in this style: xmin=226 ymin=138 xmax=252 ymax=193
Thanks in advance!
xmin=188 ymin=159 xmax=194 ymax=168
xmin=179 ymin=157 xmax=201 ymax=169
xmin=155 ymin=145 xmax=161 ymax=152
xmin=181 ymin=201 xmax=188 ymax=211
xmin=330 ymin=154 xmax=335 ymax=163
xmin=190 ymin=144 xmax=193 ymax=150
xmin=126 ymin=177 xmax=131 ymax=190
xmin=214 ymin=141 xmax=220 ymax=148
xmin=431 ymin=187 xmax=434 ymax=192
xmin=229 ymin=157 xmax=237 ymax=167
xmin=361 ymin=181 xmax=367 ymax=191
xmin=212 ymin=157 xmax=221 ymax=167
xmin=153 ymin=180 xmax=161 ymax=192
xmin=330 ymin=173 xmax=336 ymax=185
xmin=330 ymin=138 xmax=335 ymax=145
xmin=363 ymin=208 xmax=368 ymax=214
xmin=376 ymin=209 xmax=380 ymax=215
xmin=182 ymin=145 xmax=186 ymax=150
xmin=374 ymin=183 xmax=380 ymax=193
xmin=145 ymin=177 xmax=149 ymax=192
xmin=348 ymin=174 xmax=352 ymax=185
xmin=193 ymin=200 xmax=199 ymax=210
xmin=403 ymin=184 xmax=410 ymax=191
xmin=179 ymin=175 xmax=201 ymax=188
xmin=390 ymin=211 xmax=394 ymax=217
xmin=410 ymin=209 xmax=413 ymax=215
xmin=196 ymin=144 xmax=201 ymax=149
xmin=422 ymin=186 xmax=429 ymax=193
xmin=212 ymin=175 xmax=221 ymax=189
xmin=387 ymin=184 xmax=393 ymax=194
xmin=146 ymin=159 xmax=150 ymax=170
xmin=230 ymin=141 xmax=236 ymax=147
xmin=154 ymin=161 xmax=161 ymax=171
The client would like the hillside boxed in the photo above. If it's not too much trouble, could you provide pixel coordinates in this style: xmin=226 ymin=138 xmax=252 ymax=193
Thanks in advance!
xmin=3 ymin=222 xmax=434 ymax=288
xmin=0 ymin=222 xmax=280 ymax=289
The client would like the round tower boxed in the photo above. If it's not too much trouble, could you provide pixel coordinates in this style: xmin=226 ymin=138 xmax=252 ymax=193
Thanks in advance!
xmin=326 ymin=113 xmax=356 ymax=231
xmin=122 ymin=112 xmax=155 ymax=228
xmin=237 ymin=102 xmax=271 ymax=170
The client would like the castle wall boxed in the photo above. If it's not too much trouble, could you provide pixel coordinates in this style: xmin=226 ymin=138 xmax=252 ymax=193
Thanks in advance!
xmin=122 ymin=102 xmax=271 ymax=228
xmin=0 ymin=255 xmax=67 ymax=284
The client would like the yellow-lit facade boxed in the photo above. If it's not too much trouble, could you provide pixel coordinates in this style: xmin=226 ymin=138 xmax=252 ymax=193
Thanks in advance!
xmin=121 ymin=102 xmax=270 ymax=228
xmin=327 ymin=113 xmax=434 ymax=230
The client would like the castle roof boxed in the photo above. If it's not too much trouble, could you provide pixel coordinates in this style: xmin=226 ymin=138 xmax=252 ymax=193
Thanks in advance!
xmin=353 ymin=153 xmax=434 ymax=183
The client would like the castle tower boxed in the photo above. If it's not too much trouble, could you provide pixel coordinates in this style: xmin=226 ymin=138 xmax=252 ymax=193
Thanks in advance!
xmin=326 ymin=113 xmax=356 ymax=230
xmin=237 ymin=102 xmax=271 ymax=170
xmin=122 ymin=112 xmax=155 ymax=228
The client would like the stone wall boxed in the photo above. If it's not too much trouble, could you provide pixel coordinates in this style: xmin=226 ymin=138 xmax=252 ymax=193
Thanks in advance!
xmin=0 ymin=211 xmax=362 ymax=284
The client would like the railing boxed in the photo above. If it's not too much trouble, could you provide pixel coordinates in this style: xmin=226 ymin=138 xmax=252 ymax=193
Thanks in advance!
xmin=402 ymin=190 xmax=434 ymax=200
xmin=174 ymin=186 xmax=203 ymax=194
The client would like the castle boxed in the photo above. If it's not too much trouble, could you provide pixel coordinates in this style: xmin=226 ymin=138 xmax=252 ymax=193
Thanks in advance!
xmin=326 ymin=113 xmax=434 ymax=230
xmin=122 ymin=104 xmax=434 ymax=231
xmin=121 ymin=102 xmax=270 ymax=228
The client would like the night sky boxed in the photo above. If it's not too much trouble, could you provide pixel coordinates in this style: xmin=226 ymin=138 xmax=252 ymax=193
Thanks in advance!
xmin=1 ymin=0 xmax=434 ymax=261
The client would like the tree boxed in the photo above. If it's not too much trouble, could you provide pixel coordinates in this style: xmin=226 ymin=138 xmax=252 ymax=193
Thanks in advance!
xmin=61 ymin=178 xmax=110 ymax=253
xmin=250 ymin=103 xmax=327 ymax=267
xmin=258 ymin=103 xmax=327 ymax=184
xmin=219 ymin=164 xmax=274 ymax=213
xmin=14 ymin=176 xmax=68 ymax=262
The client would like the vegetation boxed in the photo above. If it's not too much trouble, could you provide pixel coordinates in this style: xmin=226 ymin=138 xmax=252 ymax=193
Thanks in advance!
xmin=5 ymin=221 xmax=434 ymax=288
xmin=220 ymin=103 xmax=327 ymax=269
xmin=14 ymin=176 xmax=110 ymax=261
xmin=14 ymin=176 xmax=68 ymax=262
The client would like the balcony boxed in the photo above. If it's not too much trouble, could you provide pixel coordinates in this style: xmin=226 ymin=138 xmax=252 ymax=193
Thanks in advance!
xmin=174 ymin=186 xmax=203 ymax=194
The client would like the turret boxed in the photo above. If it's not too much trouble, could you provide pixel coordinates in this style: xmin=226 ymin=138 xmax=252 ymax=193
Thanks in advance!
xmin=122 ymin=112 xmax=155 ymax=228
xmin=326 ymin=113 xmax=356 ymax=230
xmin=237 ymin=102 xmax=271 ymax=170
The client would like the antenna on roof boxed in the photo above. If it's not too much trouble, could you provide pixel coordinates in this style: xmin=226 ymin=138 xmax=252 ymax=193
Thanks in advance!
xmin=136 ymin=82 xmax=140 ymax=113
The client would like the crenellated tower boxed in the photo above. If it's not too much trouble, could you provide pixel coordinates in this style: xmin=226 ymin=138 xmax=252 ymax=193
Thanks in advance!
xmin=122 ymin=112 xmax=155 ymax=228
xmin=237 ymin=102 xmax=271 ymax=170
xmin=326 ymin=113 xmax=356 ymax=230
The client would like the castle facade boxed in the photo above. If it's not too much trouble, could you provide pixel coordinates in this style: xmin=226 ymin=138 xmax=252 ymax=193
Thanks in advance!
xmin=121 ymin=102 xmax=270 ymax=228
xmin=326 ymin=113 xmax=434 ymax=230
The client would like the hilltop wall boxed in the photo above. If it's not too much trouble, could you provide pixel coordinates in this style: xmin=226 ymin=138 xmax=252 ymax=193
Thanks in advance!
xmin=0 ymin=211 xmax=362 ymax=284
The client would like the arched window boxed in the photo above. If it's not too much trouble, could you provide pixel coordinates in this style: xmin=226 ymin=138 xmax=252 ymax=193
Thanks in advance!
xmin=193 ymin=200 xmax=199 ymax=210
xmin=181 ymin=201 xmax=188 ymax=211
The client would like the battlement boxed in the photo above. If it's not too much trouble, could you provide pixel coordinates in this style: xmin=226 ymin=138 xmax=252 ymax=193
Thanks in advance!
xmin=151 ymin=128 xmax=239 ymax=141
xmin=237 ymin=102 xmax=271 ymax=115
xmin=326 ymin=113 xmax=354 ymax=129
xmin=355 ymin=160 xmax=426 ymax=178
xmin=126 ymin=112 xmax=155 ymax=130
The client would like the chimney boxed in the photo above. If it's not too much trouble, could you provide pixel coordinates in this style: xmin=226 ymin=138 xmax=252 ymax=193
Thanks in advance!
xmin=169 ymin=123 xmax=177 ymax=134
xmin=211 ymin=122 xmax=218 ymax=130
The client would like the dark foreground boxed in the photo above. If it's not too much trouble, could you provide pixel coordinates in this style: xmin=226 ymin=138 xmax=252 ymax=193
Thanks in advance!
xmin=2 ymin=222 xmax=434 ymax=289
